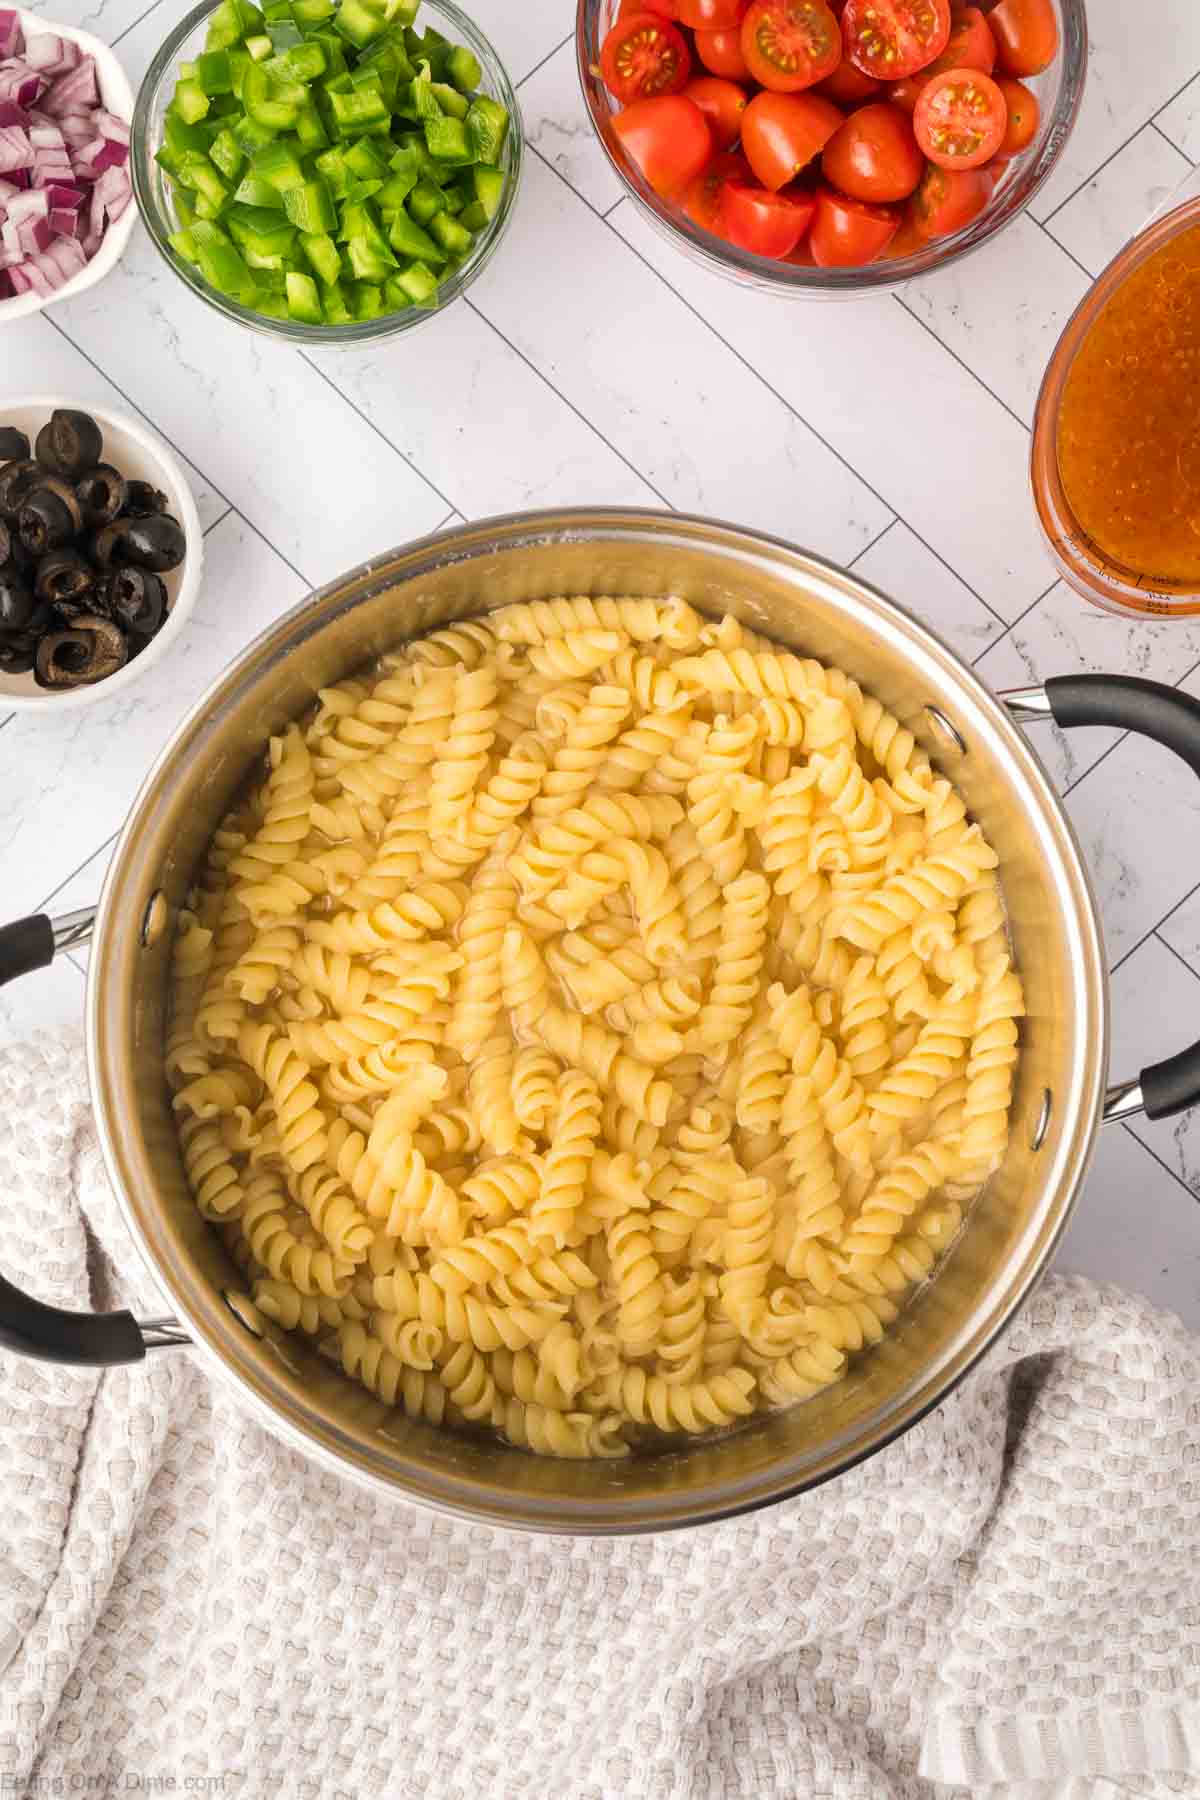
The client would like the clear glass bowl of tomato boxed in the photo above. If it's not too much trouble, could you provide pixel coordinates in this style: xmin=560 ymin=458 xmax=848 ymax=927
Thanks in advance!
xmin=577 ymin=0 xmax=1087 ymax=292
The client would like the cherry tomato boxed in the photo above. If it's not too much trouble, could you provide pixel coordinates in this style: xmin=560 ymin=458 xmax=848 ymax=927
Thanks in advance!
xmin=816 ymin=58 xmax=883 ymax=104
xmin=783 ymin=235 xmax=818 ymax=262
xmin=741 ymin=0 xmax=843 ymax=92
xmin=682 ymin=148 xmax=752 ymax=231
xmin=684 ymin=75 xmax=750 ymax=146
xmin=996 ymin=76 xmax=1038 ymax=153
xmin=909 ymin=160 xmax=990 ymax=238
xmin=929 ymin=4 xmax=995 ymax=73
xmin=612 ymin=94 xmax=714 ymax=197
xmin=913 ymin=68 xmax=1006 ymax=167
xmin=821 ymin=99 xmax=923 ymax=200
xmin=809 ymin=184 xmax=899 ymax=261
xmin=694 ymin=23 xmax=752 ymax=75
xmin=719 ymin=177 xmax=815 ymax=253
xmin=841 ymin=0 xmax=950 ymax=80
xmin=882 ymin=213 xmax=925 ymax=257
xmin=988 ymin=0 xmax=1057 ymax=74
xmin=678 ymin=0 xmax=745 ymax=22
xmin=742 ymin=89 xmax=843 ymax=187
xmin=619 ymin=0 xmax=681 ymax=13
xmin=888 ymin=76 xmax=923 ymax=111
xmin=600 ymin=13 xmax=692 ymax=101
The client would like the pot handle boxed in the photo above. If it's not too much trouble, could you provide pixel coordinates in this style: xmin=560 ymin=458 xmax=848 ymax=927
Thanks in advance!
xmin=1005 ymin=673 xmax=1200 ymax=1123
xmin=0 ymin=901 xmax=189 ymax=1363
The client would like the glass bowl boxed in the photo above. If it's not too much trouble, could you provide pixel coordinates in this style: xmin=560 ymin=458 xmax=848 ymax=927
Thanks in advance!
xmin=131 ymin=0 xmax=523 ymax=345
xmin=1031 ymin=186 xmax=1200 ymax=618
xmin=576 ymin=0 xmax=1087 ymax=295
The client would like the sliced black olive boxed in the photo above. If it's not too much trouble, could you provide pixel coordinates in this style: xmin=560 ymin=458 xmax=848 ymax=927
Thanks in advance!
xmin=90 ymin=519 xmax=125 ymax=568
xmin=35 ymin=613 xmax=127 ymax=689
xmin=0 ymin=567 xmax=35 ymax=630
xmin=0 ymin=458 xmax=41 ymax=522
xmin=0 ymin=521 xmax=10 ymax=567
xmin=123 ymin=480 xmax=169 ymax=518
xmin=0 ymin=426 xmax=30 ymax=462
xmin=103 ymin=565 xmax=166 ymax=636
xmin=0 ymin=629 xmax=37 ymax=675
xmin=18 ymin=486 xmax=78 ymax=557
xmin=34 ymin=409 xmax=104 ymax=478
xmin=75 ymin=463 xmax=127 ymax=527
xmin=111 ymin=513 xmax=187 ymax=572
xmin=35 ymin=547 xmax=94 ymax=607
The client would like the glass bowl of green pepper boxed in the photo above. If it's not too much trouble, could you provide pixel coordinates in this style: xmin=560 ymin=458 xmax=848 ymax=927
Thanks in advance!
xmin=131 ymin=0 xmax=522 ymax=342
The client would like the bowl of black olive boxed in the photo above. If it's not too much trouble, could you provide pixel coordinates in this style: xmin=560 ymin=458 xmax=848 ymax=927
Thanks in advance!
xmin=0 ymin=397 xmax=201 ymax=706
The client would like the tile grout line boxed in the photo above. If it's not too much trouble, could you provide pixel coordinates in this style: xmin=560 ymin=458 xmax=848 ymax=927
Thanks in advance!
xmin=38 ymin=829 xmax=120 ymax=914
xmin=1153 ymin=930 xmax=1200 ymax=985
xmin=515 ymin=29 xmax=573 ymax=92
xmin=203 ymin=503 xmax=234 ymax=536
xmin=1035 ymin=216 xmax=1095 ymax=283
xmin=846 ymin=517 xmax=897 ymax=568
xmin=463 ymin=295 xmax=676 ymax=509
xmin=893 ymin=293 xmax=1032 ymax=436
xmin=111 ymin=0 xmax=167 ymax=46
xmin=531 ymin=146 xmax=1022 ymax=630
xmin=43 ymin=312 xmax=237 ymax=518
xmin=1111 ymin=870 xmax=1200 ymax=977
xmin=298 ymin=350 xmax=462 ymax=520
xmin=1042 ymin=75 xmax=1200 ymax=227
xmin=1121 ymin=1121 xmax=1199 ymax=1205
xmin=1148 ymin=115 xmax=1192 ymax=161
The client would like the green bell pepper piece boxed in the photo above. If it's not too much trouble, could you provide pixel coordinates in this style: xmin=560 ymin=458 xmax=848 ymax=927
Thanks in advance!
xmin=406 ymin=176 xmax=443 ymax=225
xmin=351 ymin=280 xmax=385 ymax=318
xmin=314 ymin=144 xmax=351 ymax=194
xmin=282 ymin=177 xmax=337 ymax=232
xmin=164 ymin=109 xmax=214 ymax=154
xmin=470 ymin=163 xmax=505 ymax=220
xmin=334 ymin=0 xmax=389 ymax=49
xmin=173 ymin=77 xmax=211 ymax=124
xmin=328 ymin=83 xmax=390 ymax=136
xmin=243 ymin=64 xmax=304 ymax=129
xmin=169 ymin=226 xmax=200 ymax=263
xmin=343 ymin=135 xmax=387 ymax=180
xmin=294 ymin=101 xmax=328 ymax=149
xmin=321 ymin=277 xmax=353 ymax=323
xmin=423 ymin=112 xmax=470 ymax=164
xmin=196 ymin=49 xmax=234 ymax=93
xmin=292 ymin=0 xmax=334 ymax=22
xmin=209 ymin=127 xmax=245 ymax=182
xmin=245 ymin=32 xmax=273 ymax=58
xmin=300 ymin=230 xmax=342 ymax=283
xmin=227 ymin=47 xmax=253 ymax=95
xmin=251 ymin=138 xmax=306 ymax=190
xmin=404 ymin=24 xmax=449 ymax=79
xmin=227 ymin=202 xmax=297 ymax=255
xmin=267 ymin=38 xmax=326 ymax=80
xmin=174 ymin=190 xmax=197 ymax=225
xmin=346 ymin=235 xmax=396 ymax=280
xmin=393 ymin=259 xmax=438 ymax=305
xmin=382 ymin=273 xmax=413 ymax=310
xmin=430 ymin=80 xmax=468 ymax=120
xmin=386 ymin=207 xmax=441 ymax=261
xmin=445 ymin=44 xmax=481 ymax=94
xmin=457 ymin=199 xmax=487 ymax=234
xmin=439 ymin=183 xmax=464 ymax=215
xmin=233 ymin=112 xmax=278 ymax=153
xmin=343 ymin=176 xmax=383 ymax=201
xmin=286 ymin=269 xmax=324 ymax=321
xmin=205 ymin=0 xmax=264 ymax=50
xmin=428 ymin=209 xmax=471 ymax=256
xmin=232 ymin=170 xmax=285 ymax=206
xmin=192 ymin=223 xmax=258 ymax=301
xmin=466 ymin=95 xmax=508 ymax=163
xmin=376 ymin=165 xmax=418 ymax=211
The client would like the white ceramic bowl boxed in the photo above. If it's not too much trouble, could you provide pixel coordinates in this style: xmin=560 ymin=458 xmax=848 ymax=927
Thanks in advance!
xmin=0 ymin=396 xmax=202 ymax=711
xmin=2 ymin=10 xmax=136 ymax=323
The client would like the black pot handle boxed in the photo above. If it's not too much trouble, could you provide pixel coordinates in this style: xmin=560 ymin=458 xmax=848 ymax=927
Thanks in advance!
xmin=0 ymin=902 xmax=183 ymax=1365
xmin=1007 ymin=673 xmax=1200 ymax=1123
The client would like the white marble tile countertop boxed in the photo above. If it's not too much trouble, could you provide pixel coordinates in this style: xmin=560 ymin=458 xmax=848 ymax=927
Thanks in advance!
xmin=1 ymin=0 xmax=1199 ymax=1326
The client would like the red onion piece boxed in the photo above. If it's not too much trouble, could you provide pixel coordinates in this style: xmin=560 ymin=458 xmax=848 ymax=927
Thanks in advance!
xmin=0 ymin=12 xmax=20 ymax=60
xmin=48 ymin=204 xmax=81 ymax=236
xmin=23 ymin=34 xmax=62 ymax=71
xmin=42 ymin=57 xmax=97 ymax=116
xmin=94 ymin=106 xmax=129 ymax=145
xmin=0 ymin=126 xmax=33 ymax=172
xmin=17 ymin=213 xmax=51 ymax=253
xmin=7 ymin=186 xmax=47 ymax=222
xmin=0 ymin=99 xmax=28 ymax=127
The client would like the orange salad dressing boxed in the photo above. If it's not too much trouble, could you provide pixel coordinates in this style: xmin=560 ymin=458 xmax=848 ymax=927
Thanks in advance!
xmin=1057 ymin=220 xmax=1200 ymax=586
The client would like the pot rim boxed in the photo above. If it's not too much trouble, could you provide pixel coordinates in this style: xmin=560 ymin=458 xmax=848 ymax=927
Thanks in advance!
xmin=86 ymin=507 xmax=1108 ymax=1532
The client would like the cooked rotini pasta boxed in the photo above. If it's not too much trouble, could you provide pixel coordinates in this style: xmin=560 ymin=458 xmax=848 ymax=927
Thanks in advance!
xmin=171 ymin=596 xmax=1024 ymax=1459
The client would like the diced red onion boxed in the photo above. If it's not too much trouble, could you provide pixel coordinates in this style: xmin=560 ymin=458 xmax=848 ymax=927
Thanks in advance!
xmin=42 ymin=57 xmax=97 ymax=116
xmin=0 ymin=124 xmax=31 ymax=171
xmin=45 ymin=180 xmax=82 ymax=208
xmin=23 ymin=34 xmax=62 ymax=71
xmin=1 ymin=217 xmax=17 ymax=254
xmin=48 ymin=204 xmax=81 ymax=236
xmin=17 ymin=213 xmax=51 ymax=253
xmin=0 ymin=12 xmax=20 ymax=61
xmin=0 ymin=99 xmax=28 ymax=127
xmin=5 ymin=186 xmax=45 ymax=222
xmin=21 ymin=259 xmax=50 ymax=294
xmin=8 ymin=262 xmax=28 ymax=291
xmin=57 ymin=111 xmax=94 ymax=144
xmin=94 ymin=106 xmax=128 ymax=145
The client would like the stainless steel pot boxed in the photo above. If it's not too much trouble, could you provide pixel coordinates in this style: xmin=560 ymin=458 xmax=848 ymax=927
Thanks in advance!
xmin=3 ymin=509 xmax=1199 ymax=1534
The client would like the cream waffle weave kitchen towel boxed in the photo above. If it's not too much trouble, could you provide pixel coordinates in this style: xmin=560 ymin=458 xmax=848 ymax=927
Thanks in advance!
xmin=2 ymin=1033 xmax=1199 ymax=1800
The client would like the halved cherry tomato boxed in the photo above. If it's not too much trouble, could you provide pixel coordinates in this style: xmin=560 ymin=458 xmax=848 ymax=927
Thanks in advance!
xmin=719 ymin=177 xmax=815 ymax=253
xmin=684 ymin=75 xmax=750 ymax=146
xmin=809 ymin=184 xmax=899 ymax=261
xmin=996 ymin=76 xmax=1038 ymax=153
xmin=682 ymin=148 xmax=752 ymax=231
xmin=741 ymin=0 xmax=842 ymax=92
xmin=988 ymin=0 xmax=1057 ymax=74
xmin=841 ymin=0 xmax=950 ymax=80
xmin=678 ymin=0 xmax=745 ymax=23
xmin=913 ymin=68 xmax=1006 ymax=168
xmin=909 ymin=160 xmax=990 ymax=238
xmin=612 ymin=94 xmax=714 ymax=196
xmin=816 ymin=57 xmax=883 ymax=104
xmin=694 ymin=23 xmax=752 ymax=76
xmin=882 ymin=213 xmax=925 ymax=257
xmin=821 ymin=100 xmax=923 ymax=200
xmin=619 ymin=0 xmax=681 ymax=14
xmin=600 ymin=13 xmax=692 ymax=102
xmin=742 ymin=89 xmax=843 ymax=187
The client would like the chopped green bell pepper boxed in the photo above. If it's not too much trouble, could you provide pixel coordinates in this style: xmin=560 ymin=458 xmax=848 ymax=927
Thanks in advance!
xmin=321 ymin=278 xmax=353 ymax=322
xmin=386 ymin=206 xmax=440 ymax=261
xmin=428 ymin=208 xmax=471 ymax=256
xmin=351 ymin=279 xmax=385 ymax=317
xmin=250 ymin=138 xmax=306 ymax=190
xmin=267 ymin=38 xmax=326 ymax=80
xmin=430 ymin=79 xmax=467 ymax=120
xmin=466 ymin=95 xmax=508 ymax=163
xmin=286 ymin=269 xmax=324 ymax=321
xmin=423 ymin=112 xmax=469 ymax=164
xmin=334 ymin=0 xmax=389 ymax=48
xmin=282 ymin=177 xmax=337 ymax=232
xmin=471 ymin=163 xmax=505 ymax=220
xmin=300 ymin=230 xmax=342 ymax=283
xmin=393 ymin=258 xmax=438 ymax=304
xmin=173 ymin=77 xmax=211 ymax=124
xmin=406 ymin=176 xmax=443 ymax=225
xmin=328 ymin=82 xmax=390 ymax=135
xmin=209 ymin=127 xmax=245 ymax=181
xmin=244 ymin=32 xmax=273 ymax=59
xmin=445 ymin=44 xmax=480 ymax=93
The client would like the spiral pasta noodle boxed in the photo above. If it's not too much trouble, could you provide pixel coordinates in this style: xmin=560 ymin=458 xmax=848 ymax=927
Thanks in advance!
xmin=169 ymin=597 xmax=1024 ymax=1458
